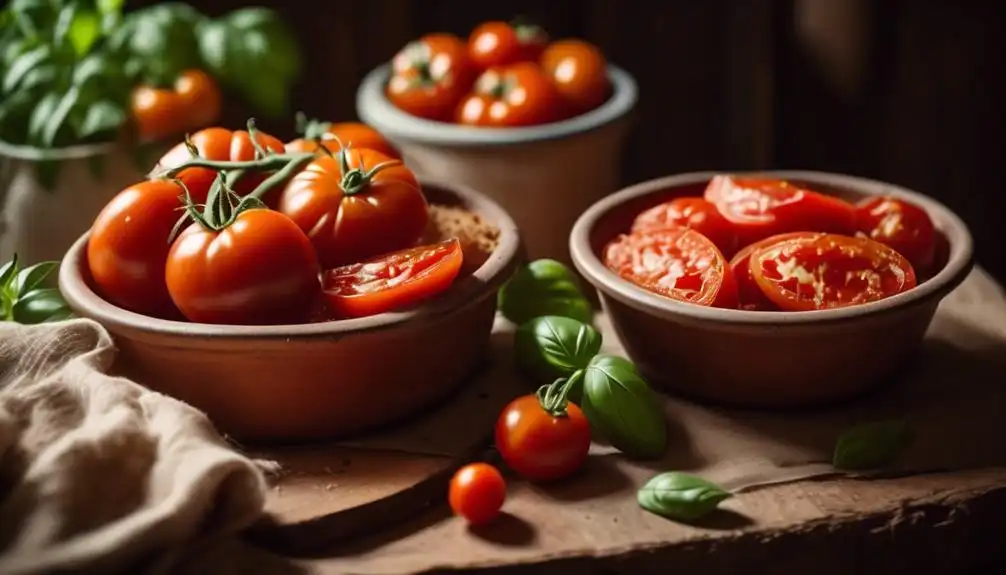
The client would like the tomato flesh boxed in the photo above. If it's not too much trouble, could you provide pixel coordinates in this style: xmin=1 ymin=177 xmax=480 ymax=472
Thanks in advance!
xmin=603 ymin=228 xmax=738 ymax=308
xmin=448 ymin=463 xmax=506 ymax=526
xmin=729 ymin=232 xmax=826 ymax=311
xmin=855 ymin=196 xmax=937 ymax=277
xmin=750 ymin=233 xmax=916 ymax=311
xmin=322 ymin=238 xmax=464 ymax=319
xmin=631 ymin=197 xmax=739 ymax=258
xmin=494 ymin=394 xmax=591 ymax=482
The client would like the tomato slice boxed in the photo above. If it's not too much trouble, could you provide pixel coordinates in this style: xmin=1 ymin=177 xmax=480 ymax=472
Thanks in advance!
xmin=322 ymin=238 xmax=464 ymax=318
xmin=631 ymin=197 xmax=739 ymax=258
xmin=750 ymin=233 xmax=916 ymax=311
xmin=603 ymin=228 xmax=738 ymax=308
xmin=729 ymin=232 xmax=826 ymax=311
xmin=854 ymin=196 xmax=936 ymax=276
xmin=704 ymin=175 xmax=856 ymax=245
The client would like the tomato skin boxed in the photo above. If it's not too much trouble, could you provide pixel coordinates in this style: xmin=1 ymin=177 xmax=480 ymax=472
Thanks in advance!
xmin=286 ymin=122 xmax=400 ymax=159
xmin=539 ymin=39 xmax=610 ymax=115
xmin=631 ymin=197 xmax=739 ymax=258
xmin=131 ymin=69 xmax=222 ymax=143
xmin=322 ymin=239 xmax=464 ymax=318
xmin=387 ymin=34 xmax=474 ymax=122
xmin=448 ymin=463 xmax=507 ymax=526
xmin=279 ymin=148 xmax=428 ymax=269
xmin=495 ymin=395 xmax=591 ymax=482
xmin=729 ymin=232 xmax=825 ymax=311
xmin=165 ymin=209 xmax=321 ymax=325
xmin=87 ymin=180 xmax=185 ymax=319
xmin=456 ymin=62 xmax=567 ymax=127
xmin=604 ymin=228 xmax=739 ymax=309
xmin=854 ymin=196 xmax=936 ymax=276
xmin=750 ymin=233 xmax=917 ymax=312
xmin=154 ymin=127 xmax=286 ymax=204
xmin=468 ymin=21 xmax=548 ymax=70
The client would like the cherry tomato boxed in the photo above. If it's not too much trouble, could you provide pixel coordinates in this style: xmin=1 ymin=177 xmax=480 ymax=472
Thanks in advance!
xmin=322 ymin=238 xmax=464 ymax=318
xmin=539 ymin=39 xmax=610 ymax=115
xmin=87 ymin=179 xmax=186 ymax=319
xmin=855 ymin=196 xmax=937 ymax=276
xmin=456 ymin=62 xmax=566 ymax=127
xmin=729 ymin=232 xmax=825 ymax=311
xmin=603 ymin=228 xmax=739 ymax=309
xmin=165 ymin=209 xmax=321 ymax=325
xmin=495 ymin=394 xmax=591 ymax=482
xmin=750 ymin=233 xmax=917 ymax=311
xmin=279 ymin=147 xmax=428 ymax=269
xmin=154 ymin=127 xmax=286 ymax=204
xmin=285 ymin=122 xmax=400 ymax=159
xmin=704 ymin=175 xmax=856 ymax=246
xmin=387 ymin=34 xmax=474 ymax=122
xmin=448 ymin=463 xmax=507 ymax=526
xmin=631 ymin=197 xmax=739 ymax=258
xmin=131 ymin=69 xmax=222 ymax=143
xmin=468 ymin=20 xmax=548 ymax=70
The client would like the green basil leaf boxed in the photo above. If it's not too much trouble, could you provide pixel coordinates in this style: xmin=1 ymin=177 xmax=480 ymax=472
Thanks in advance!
xmin=588 ymin=354 xmax=638 ymax=374
xmin=637 ymin=472 xmax=732 ymax=522
xmin=66 ymin=9 xmax=101 ymax=57
xmin=16 ymin=63 xmax=58 ymax=93
xmin=514 ymin=316 xmax=602 ymax=384
xmin=12 ymin=288 xmax=69 ymax=324
xmin=832 ymin=419 xmax=911 ymax=471
xmin=0 ymin=255 xmax=21 ymax=289
xmin=97 ymin=0 xmax=125 ymax=15
xmin=79 ymin=100 xmax=125 ymax=140
xmin=12 ymin=260 xmax=57 ymax=296
xmin=0 ymin=87 xmax=36 ymax=142
xmin=3 ymin=45 xmax=52 ymax=93
xmin=582 ymin=363 xmax=666 ymax=458
xmin=113 ymin=4 xmax=204 ymax=86
xmin=27 ymin=92 xmax=60 ymax=145
xmin=498 ymin=259 xmax=594 ymax=325
xmin=41 ymin=86 xmax=80 ymax=146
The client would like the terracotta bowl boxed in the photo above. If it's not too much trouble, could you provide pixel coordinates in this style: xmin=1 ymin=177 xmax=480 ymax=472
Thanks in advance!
xmin=59 ymin=179 xmax=522 ymax=443
xmin=569 ymin=170 xmax=975 ymax=408
xmin=356 ymin=63 xmax=637 ymax=268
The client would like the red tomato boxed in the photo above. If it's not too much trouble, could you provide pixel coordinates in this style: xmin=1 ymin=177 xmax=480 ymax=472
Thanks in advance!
xmin=154 ymin=127 xmax=286 ymax=204
xmin=387 ymin=34 xmax=474 ymax=122
xmin=165 ymin=209 xmax=321 ymax=325
xmin=855 ymin=196 xmax=937 ymax=276
xmin=729 ymin=232 xmax=825 ymax=311
xmin=322 ymin=239 xmax=464 ymax=318
xmin=278 ymin=147 xmax=428 ymax=269
xmin=285 ymin=122 xmax=400 ymax=160
xmin=603 ymin=228 xmax=739 ymax=309
xmin=468 ymin=20 xmax=548 ymax=70
xmin=704 ymin=175 xmax=856 ymax=246
xmin=131 ymin=69 xmax=222 ymax=143
xmin=495 ymin=394 xmax=591 ymax=482
xmin=631 ymin=197 xmax=739 ymax=258
xmin=539 ymin=39 xmax=610 ymax=115
xmin=448 ymin=463 xmax=507 ymax=526
xmin=456 ymin=62 xmax=566 ymax=127
xmin=750 ymin=233 xmax=917 ymax=311
xmin=87 ymin=179 xmax=185 ymax=319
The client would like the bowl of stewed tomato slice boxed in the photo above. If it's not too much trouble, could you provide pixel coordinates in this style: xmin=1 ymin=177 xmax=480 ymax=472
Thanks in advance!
xmin=569 ymin=171 xmax=973 ymax=408
xmin=355 ymin=18 xmax=637 ymax=268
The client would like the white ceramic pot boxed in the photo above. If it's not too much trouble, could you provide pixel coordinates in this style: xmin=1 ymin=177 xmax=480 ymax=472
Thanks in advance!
xmin=356 ymin=64 xmax=637 ymax=266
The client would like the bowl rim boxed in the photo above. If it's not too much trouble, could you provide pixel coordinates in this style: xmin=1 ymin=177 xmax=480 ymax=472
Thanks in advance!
xmin=355 ymin=63 xmax=638 ymax=147
xmin=569 ymin=170 xmax=975 ymax=326
xmin=59 ymin=176 xmax=522 ymax=340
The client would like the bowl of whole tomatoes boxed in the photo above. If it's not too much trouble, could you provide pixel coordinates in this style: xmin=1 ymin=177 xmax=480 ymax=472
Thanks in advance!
xmin=355 ymin=19 xmax=637 ymax=268
xmin=58 ymin=121 xmax=522 ymax=442
xmin=569 ymin=171 xmax=974 ymax=408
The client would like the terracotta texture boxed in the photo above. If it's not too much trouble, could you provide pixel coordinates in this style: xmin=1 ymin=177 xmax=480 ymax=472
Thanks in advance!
xmin=570 ymin=171 xmax=975 ymax=408
xmin=356 ymin=64 xmax=637 ymax=268
xmin=58 ymin=180 xmax=522 ymax=442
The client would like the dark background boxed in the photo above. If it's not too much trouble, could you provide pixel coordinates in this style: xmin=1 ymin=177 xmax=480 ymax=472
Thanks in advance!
xmin=171 ymin=0 xmax=1005 ymax=279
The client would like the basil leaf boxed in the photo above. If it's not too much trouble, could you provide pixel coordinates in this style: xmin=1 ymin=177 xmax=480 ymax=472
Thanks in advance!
xmin=833 ymin=419 xmax=911 ymax=470
xmin=3 ymin=44 xmax=52 ymax=93
xmin=498 ymin=259 xmax=594 ymax=325
xmin=66 ymin=9 xmax=101 ymax=57
xmin=79 ymin=100 xmax=125 ymax=140
xmin=0 ymin=254 xmax=20 ymax=289
xmin=12 ymin=261 xmax=57 ymax=295
xmin=97 ymin=0 xmax=125 ymax=15
xmin=111 ymin=4 xmax=204 ymax=86
xmin=582 ymin=363 xmax=667 ymax=458
xmin=41 ymin=86 xmax=80 ymax=146
xmin=27 ymin=92 xmax=60 ymax=145
xmin=12 ymin=288 xmax=70 ymax=324
xmin=514 ymin=316 xmax=602 ymax=384
xmin=638 ymin=472 xmax=732 ymax=522
xmin=588 ymin=354 xmax=638 ymax=374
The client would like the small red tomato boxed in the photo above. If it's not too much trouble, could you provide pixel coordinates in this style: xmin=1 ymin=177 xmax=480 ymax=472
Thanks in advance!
xmin=495 ymin=394 xmax=591 ymax=482
xmin=468 ymin=20 xmax=549 ymax=70
xmin=854 ymin=196 xmax=937 ymax=276
xmin=456 ymin=62 xmax=566 ymax=127
xmin=448 ymin=462 xmax=507 ymax=526
xmin=386 ymin=34 xmax=474 ymax=122
xmin=539 ymin=39 xmax=610 ymax=115
xmin=631 ymin=197 xmax=739 ymax=258
xmin=729 ymin=232 xmax=824 ymax=311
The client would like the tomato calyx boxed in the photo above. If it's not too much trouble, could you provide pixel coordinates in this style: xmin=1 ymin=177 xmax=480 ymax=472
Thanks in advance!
xmin=337 ymin=146 xmax=403 ymax=196
xmin=475 ymin=70 xmax=514 ymax=100
xmin=294 ymin=111 xmax=335 ymax=142
xmin=508 ymin=15 xmax=546 ymax=44
xmin=535 ymin=371 xmax=583 ymax=418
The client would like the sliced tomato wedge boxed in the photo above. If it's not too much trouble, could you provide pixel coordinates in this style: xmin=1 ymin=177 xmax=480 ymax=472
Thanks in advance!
xmin=750 ymin=233 xmax=916 ymax=311
xmin=854 ymin=196 xmax=936 ymax=277
xmin=603 ymin=228 xmax=738 ymax=308
xmin=729 ymin=232 xmax=826 ymax=311
xmin=322 ymin=238 xmax=464 ymax=318
xmin=631 ymin=197 xmax=739 ymax=258
xmin=704 ymin=175 xmax=856 ymax=245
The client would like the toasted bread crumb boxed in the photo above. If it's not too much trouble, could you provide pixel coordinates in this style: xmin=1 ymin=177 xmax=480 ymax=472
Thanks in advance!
xmin=424 ymin=204 xmax=500 ymax=273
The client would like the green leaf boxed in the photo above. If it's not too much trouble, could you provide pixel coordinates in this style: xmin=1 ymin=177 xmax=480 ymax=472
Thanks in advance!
xmin=582 ymin=362 xmax=667 ymax=458
xmin=12 ymin=261 xmax=57 ymax=295
xmin=67 ymin=9 xmax=101 ymax=57
xmin=514 ymin=316 xmax=602 ymax=385
xmin=638 ymin=472 xmax=732 ymax=522
xmin=12 ymin=288 xmax=70 ymax=324
xmin=0 ymin=254 xmax=20 ymax=289
xmin=97 ymin=0 xmax=125 ymax=15
xmin=3 ymin=44 xmax=52 ymax=93
xmin=832 ymin=419 xmax=911 ymax=471
xmin=111 ymin=4 xmax=205 ymax=86
xmin=27 ymin=92 xmax=60 ymax=145
xmin=588 ymin=354 xmax=638 ymax=374
xmin=498 ymin=259 xmax=594 ymax=325
xmin=79 ymin=100 xmax=125 ymax=139
xmin=41 ymin=86 xmax=81 ymax=146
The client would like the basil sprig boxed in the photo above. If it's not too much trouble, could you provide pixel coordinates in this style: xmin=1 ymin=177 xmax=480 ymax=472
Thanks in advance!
xmin=637 ymin=472 xmax=731 ymax=522
xmin=832 ymin=419 xmax=911 ymax=470
xmin=581 ymin=355 xmax=667 ymax=458
xmin=0 ymin=254 xmax=72 ymax=324
xmin=514 ymin=315 xmax=601 ymax=384
xmin=498 ymin=259 xmax=594 ymax=326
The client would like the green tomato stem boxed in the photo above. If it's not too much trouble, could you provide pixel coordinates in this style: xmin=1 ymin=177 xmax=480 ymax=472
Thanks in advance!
xmin=535 ymin=370 xmax=583 ymax=418
xmin=157 ymin=152 xmax=314 ymax=179
xmin=338 ymin=149 xmax=401 ymax=196
xmin=245 ymin=151 xmax=317 ymax=201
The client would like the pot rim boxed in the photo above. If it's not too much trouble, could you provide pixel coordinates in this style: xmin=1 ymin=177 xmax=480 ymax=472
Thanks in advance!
xmin=0 ymin=139 xmax=121 ymax=161
xmin=355 ymin=63 xmax=638 ymax=147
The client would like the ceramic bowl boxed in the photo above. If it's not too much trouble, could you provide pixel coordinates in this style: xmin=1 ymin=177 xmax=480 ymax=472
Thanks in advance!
xmin=569 ymin=170 xmax=975 ymax=408
xmin=356 ymin=63 xmax=637 ymax=268
xmin=59 ymin=179 xmax=522 ymax=442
